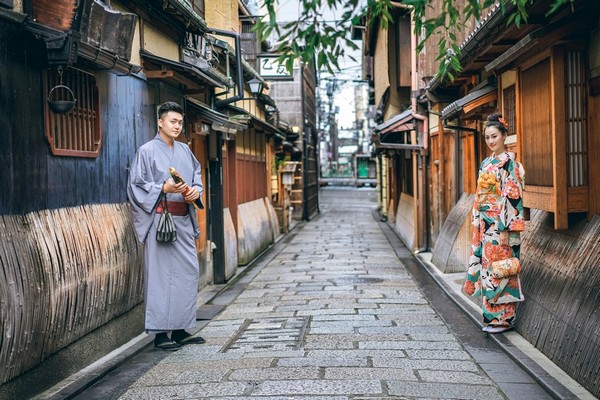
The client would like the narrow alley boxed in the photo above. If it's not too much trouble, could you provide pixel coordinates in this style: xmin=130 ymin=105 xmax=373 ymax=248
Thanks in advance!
xmin=57 ymin=187 xmax=556 ymax=400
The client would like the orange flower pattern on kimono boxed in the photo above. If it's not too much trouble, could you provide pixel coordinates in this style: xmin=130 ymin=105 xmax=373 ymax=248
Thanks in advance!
xmin=462 ymin=151 xmax=525 ymax=326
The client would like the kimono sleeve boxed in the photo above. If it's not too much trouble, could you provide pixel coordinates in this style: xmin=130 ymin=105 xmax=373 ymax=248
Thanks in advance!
xmin=498 ymin=160 xmax=525 ymax=232
xmin=127 ymin=146 xmax=163 ymax=243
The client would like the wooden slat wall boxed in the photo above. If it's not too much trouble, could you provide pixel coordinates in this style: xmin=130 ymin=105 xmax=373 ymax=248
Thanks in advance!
xmin=461 ymin=132 xmax=476 ymax=194
xmin=518 ymin=209 xmax=600 ymax=398
xmin=521 ymin=57 xmax=553 ymax=187
xmin=236 ymin=130 xmax=267 ymax=206
xmin=428 ymin=133 xmax=441 ymax=247
xmin=0 ymin=203 xmax=144 ymax=385
xmin=191 ymin=136 xmax=208 ymax=253
xmin=589 ymin=94 xmax=600 ymax=216
xmin=444 ymin=130 xmax=456 ymax=214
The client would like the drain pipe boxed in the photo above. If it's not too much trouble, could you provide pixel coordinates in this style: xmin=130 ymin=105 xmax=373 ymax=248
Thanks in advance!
xmin=207 ymin=28 xmax=244 ymax=108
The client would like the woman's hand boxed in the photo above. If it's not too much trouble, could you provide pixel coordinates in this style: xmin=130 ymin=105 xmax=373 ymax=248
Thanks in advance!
xmin=499 ymin=231 xmax=509 ymax=246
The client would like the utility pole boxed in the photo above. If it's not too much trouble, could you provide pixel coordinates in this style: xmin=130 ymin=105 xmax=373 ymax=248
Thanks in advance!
xmin=326 ymin=81 xmax=338 ymax=171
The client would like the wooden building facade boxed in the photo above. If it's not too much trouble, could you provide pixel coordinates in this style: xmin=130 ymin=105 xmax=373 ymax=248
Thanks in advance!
xmin=364 ymin=0 xmax=600 ymax=396
xmin=0 ymin=0 xmax=293 ymax=397
xmin=269 ymin=61 xmax=320 ymax=223
xmin=363 ymin=6 xmax=424 ymax=251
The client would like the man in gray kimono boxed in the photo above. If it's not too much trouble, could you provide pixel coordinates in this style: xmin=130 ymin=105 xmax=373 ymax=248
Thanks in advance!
xmin=128 ymin=101 xmax=205 ymax=351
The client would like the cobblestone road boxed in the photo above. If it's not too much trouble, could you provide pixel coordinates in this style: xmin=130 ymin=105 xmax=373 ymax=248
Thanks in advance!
xmin=89 ymin=188 xmax=551 ymax=400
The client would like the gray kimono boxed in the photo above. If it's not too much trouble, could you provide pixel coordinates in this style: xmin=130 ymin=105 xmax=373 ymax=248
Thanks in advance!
xmin=127 ymin=134 xmax=203 ymax=333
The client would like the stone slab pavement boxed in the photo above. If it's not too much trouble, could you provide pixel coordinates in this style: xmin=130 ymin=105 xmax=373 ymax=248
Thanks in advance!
xmin=58 ymin=187 xmax=591 ymax=400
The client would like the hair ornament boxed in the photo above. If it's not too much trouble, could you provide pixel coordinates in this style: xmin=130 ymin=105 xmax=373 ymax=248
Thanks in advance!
xmin=498 ymin=117 xmax=509 ymax=129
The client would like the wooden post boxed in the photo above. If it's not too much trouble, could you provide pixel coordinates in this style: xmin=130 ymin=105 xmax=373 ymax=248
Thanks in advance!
xmin=551 ymin=47 xmax=568 ymax=229
xmin=411 ymin=129 xmax=420 ymax=250
xmin=589 ymin=93 xmax=600 ymax=217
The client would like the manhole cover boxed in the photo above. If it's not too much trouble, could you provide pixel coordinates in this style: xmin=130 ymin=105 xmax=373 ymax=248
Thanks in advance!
xmin=333 ymin=276 xmax=384 ymax=284
xmin=221 ymin=316 xmax=310 ymax=352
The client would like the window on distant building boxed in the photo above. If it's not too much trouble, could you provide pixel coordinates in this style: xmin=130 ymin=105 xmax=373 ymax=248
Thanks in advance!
xmin=45 ymin=67 xmax=102 ymax=158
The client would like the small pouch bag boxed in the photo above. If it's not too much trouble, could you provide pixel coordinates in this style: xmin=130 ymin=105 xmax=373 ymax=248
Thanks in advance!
xmin=490 ymin=257 xmax=521 ymax=279
xmin=156 ymin=193 xmax=177 ymax=243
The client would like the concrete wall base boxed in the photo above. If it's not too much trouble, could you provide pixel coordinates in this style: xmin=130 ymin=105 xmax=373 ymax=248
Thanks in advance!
xmin=394 ymin=192 xmax=416 ymax=251
xmin=237 ymin=198 xmax=275 ymax=265
xmin=431 ymin=193 xmax=475 ymax=273
xmin=264 ymin=197 xmax=281 ymax=242
xmin=223 ymin=208 xmax=239 ymax=280
xmin=0 ymin=305 xmax=144 ymax=400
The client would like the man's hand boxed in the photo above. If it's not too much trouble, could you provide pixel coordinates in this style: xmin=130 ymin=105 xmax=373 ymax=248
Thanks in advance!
xmin=183 ymin=186 xmax=200 ymax=203
xmin=162 ymin=178 xmax=186 ymax=194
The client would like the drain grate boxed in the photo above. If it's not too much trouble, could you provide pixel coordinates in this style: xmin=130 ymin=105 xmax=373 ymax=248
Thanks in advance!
xmin=221 ymin=316 xmax=310 ymax=352
xmin=196 ymin=304 xmax=226 ymax=320
xmin=333 ymin=276 xmax=384 ymax=284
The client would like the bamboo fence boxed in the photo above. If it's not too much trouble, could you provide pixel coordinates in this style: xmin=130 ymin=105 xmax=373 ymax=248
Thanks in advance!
xmin=0 ymin=203 xmax=143 ymax=385
xmin=519 ymin=209 xmax=600 ymax=397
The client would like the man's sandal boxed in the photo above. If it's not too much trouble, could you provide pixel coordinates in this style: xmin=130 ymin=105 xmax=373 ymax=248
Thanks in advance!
xmin=155 ymin=340 xmax=182 ymax=351
xmin=175 ymin=335 xmax=206 ymax=345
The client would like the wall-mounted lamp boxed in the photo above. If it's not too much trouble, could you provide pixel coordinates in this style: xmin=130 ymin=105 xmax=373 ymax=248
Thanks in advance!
xmin=247 ymin=77 xmax=263 ymax=97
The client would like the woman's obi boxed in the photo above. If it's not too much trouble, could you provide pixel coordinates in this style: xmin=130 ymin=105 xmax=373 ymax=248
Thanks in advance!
xmin=476 ymin=172 xmax=500 ymax=212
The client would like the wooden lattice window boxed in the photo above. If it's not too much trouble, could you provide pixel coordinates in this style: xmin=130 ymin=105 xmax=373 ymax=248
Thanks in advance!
xmin=502 ymin=84 xmax=516 ymax=136
xmin=45 ymin=67 xmax=102 ymax=158
xmin=565 ymin=50 xmax=587 ymax=187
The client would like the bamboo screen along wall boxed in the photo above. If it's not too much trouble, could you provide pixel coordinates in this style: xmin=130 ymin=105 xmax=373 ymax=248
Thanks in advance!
xmin=519 ymin=209 xmax=600 ymax=398
xmin=0 ymin=204 xmax=143 ymax=384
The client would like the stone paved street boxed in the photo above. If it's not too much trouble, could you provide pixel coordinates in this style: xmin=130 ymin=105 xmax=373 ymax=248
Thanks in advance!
xmin=79 ymin=188 xmax=553 ymax=400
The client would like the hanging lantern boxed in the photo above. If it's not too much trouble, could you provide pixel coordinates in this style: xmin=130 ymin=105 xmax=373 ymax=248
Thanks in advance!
xmin=47 ymin=84 xmax=77 ymax=114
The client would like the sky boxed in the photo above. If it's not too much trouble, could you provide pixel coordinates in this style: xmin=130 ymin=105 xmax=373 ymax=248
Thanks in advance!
xmin=272 ymin=0 xmax=367 ymax=153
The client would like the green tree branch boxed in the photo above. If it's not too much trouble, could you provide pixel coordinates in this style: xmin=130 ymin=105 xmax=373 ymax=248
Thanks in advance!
xmin=255 ymin=0 xmax=572 ymax=79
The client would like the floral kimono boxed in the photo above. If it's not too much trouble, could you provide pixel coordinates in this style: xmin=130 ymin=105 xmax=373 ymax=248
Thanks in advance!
xmin=463 ymin=151 xmax=526 ymax=326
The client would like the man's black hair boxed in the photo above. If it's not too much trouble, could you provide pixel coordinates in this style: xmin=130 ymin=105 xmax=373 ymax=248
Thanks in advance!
xmin=158 ymin=102 xmax=184 ymax=119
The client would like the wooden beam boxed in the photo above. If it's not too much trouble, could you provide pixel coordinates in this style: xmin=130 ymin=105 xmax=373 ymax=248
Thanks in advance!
xmin=523 ymin=186 xmax=554 ymax=212
xmin=551 ymin=47 xmax=568 ymax=230
xmin=184 ymin=88 xmax=206 ymax=94
xmin=145 ymin=70 xmax=174 ymax=79
xmin=567 ymin=186 xmax=588 ymax=213
xmin=462 ymin=92 xmax=497 ymax=115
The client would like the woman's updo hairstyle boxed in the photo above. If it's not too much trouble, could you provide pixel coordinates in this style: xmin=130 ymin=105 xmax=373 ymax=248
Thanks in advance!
xmin=485 ymin=113 xmax=508 ymax=135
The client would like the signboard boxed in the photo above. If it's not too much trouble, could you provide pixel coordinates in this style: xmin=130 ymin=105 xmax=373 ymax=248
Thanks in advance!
xmin=258 ymin=55 xmax=293 ymax=80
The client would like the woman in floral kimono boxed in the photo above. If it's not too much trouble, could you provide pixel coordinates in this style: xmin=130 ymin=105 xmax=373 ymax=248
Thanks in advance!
xmin=463 ymin=113 xmax=526 ymax=334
